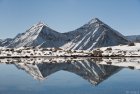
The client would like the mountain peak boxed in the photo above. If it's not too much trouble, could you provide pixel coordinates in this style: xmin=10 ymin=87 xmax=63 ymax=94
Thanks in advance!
xmin=88 ymin=18 xmax=103 ymax=25
xmin=35 ymin=21 xmax=47 ymax=27
xmin=62 ymin=18 xmax=129 ymax=50
xmin=37 ymin=21 xmax=45 ymax=25
xmin=6 ymin=21 xmax=68 ymax=48
xmin=27 ymin=22 xmax=48 ymax=33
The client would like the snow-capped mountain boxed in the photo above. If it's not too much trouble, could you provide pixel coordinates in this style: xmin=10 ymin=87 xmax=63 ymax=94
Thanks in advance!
xmin=7 ymin=22 xmax=68 ymax=48
xmin=0 ymin=18 xmax=130 ymax=49
xmin=62 ymin=18 xmax=129 ymax=50
xmin=126 ymin=35 xmax=140 ymax=42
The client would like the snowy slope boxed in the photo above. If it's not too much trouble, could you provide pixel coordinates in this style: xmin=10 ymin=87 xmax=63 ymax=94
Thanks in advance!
xmin=0 ymin=39 xmax=2 ymax=46
xmin=126 ymin=35 xmax=140 ymax=42
xmin=62 ymin=18 xmax=129 ymax=50
xmin=7 ymin=22 xmax=68 ymax=48
xmin=0 ymin=38 xmax=13 ymax=47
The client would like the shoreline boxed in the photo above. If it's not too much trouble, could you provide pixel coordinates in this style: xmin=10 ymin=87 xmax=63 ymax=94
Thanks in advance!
xmin=0 ymin=55 xmax=140 ymax=58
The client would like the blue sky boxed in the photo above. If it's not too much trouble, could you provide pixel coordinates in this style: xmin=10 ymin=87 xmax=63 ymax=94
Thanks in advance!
xmin=0 ymin=0 xmax=140 ymax=39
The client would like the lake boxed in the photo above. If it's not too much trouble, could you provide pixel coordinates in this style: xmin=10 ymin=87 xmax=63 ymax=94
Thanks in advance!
xmin=0 ymin=57 xmax=140 ymax=94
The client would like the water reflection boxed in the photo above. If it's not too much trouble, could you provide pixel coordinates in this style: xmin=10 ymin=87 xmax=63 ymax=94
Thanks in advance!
xmin=1 ymin=57 xmax=140 ymax=86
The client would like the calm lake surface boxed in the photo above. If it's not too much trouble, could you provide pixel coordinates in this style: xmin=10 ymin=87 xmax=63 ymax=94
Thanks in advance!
xmin=0 ymin=58 xmax=140 ymax=94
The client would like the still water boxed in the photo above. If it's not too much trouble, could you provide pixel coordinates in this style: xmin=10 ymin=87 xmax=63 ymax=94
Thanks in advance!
xmin=0 ymin=58 xmax=140 ymax=94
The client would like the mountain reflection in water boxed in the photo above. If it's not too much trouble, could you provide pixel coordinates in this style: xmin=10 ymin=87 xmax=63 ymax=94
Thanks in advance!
xmin=1 ymin=57 xmax=140 ymax=86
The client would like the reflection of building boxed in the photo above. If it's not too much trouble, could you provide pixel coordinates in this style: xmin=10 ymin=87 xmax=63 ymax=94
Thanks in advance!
xmin=14 ymin=59 xmax=121 ymax=85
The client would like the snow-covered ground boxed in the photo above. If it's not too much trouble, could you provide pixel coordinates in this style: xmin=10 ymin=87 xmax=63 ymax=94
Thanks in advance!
xmin=0 ymin=47 xmax=90 ymax=57
xmin=96 ymin=43 xmax=140 ymax=57
xmin=0 ymin=43 xmax=140 ymax=57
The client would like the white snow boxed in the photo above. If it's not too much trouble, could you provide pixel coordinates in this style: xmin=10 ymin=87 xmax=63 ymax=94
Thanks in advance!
xmin=1 ymin=43 xmax=140 ymax=57
xmin=96 ymin=43 xmax=140 ymax=57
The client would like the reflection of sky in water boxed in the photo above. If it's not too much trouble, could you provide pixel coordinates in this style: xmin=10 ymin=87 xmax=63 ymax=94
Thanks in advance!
xmin=0 ymin=59 xmax=140 ymax=94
